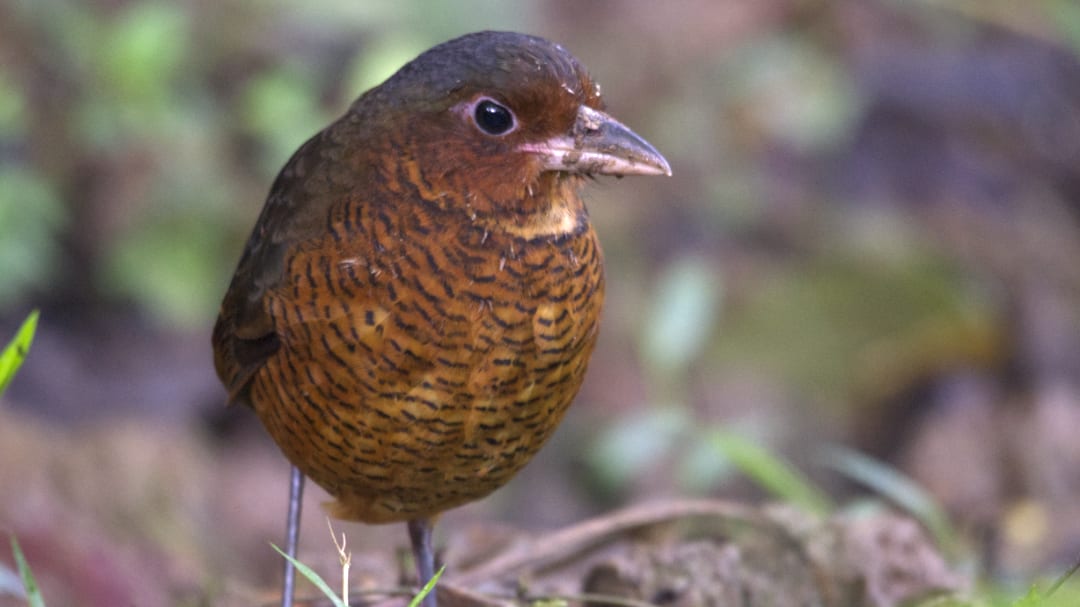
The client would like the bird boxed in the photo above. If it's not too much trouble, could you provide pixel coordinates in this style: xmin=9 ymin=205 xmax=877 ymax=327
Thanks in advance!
xmin=212 ymin=30 xmax=670 ymax=607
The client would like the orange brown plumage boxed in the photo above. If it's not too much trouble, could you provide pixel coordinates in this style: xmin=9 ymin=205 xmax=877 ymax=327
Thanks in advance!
xmin=211 ymin=30 xmax=669 ymax=606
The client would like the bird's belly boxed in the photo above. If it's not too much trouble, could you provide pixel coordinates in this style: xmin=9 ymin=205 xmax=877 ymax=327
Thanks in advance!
xmin=250 ymin=231 xmax=604 ymax=523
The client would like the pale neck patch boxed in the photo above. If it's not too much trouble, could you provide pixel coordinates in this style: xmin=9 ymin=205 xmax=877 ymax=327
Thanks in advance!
xmin=504 ymin=202 xmax=581 ymax=240
xmin=487 ymin=179 xmax=587 ymax=241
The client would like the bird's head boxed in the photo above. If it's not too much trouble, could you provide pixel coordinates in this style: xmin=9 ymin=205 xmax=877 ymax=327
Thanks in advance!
xmin=349 ymin=31 xmax=670 ymax=235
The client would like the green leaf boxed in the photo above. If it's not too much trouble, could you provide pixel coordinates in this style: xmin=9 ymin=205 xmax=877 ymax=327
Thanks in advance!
xmin=709 ymin=430 xmax=834 ymax=516
xmin=640 ymin=257 xmax=722 ymax=384
xmin=0 ymin=66 xmax=27 ymax=138
xmin=677 ymin=431 xmax=736 ymax=492
xmin=241 ymin=67 xmax=328 ymax=175
xmin=821 ymin=445 xmax=955 ymax=550
xmin=102 ymin=218 xmax=225 ymax=327
xmin=0 ymin=310 xmax=38 ymax=397
xmin=726 ymin=35 xmax=861 ymax=152
xmin=0 ymin=170 xmax=65 ymax=307
xmin=271 ymin=543 xmax=348 ymax=607
xmin=1047 ymin=0 xmax=1080 ymax=57
xmin=345 ymin=33 xmax=430 ymax=97
xmin=10 ymin=535 xmax=46 ymax=607
xmin=587 ymin=406 xmax=691 ymax=492
xmin=101 ymin=3 xmax=189 ymax=104
xmin=1011 ymin=585 xmax=1042 ymax=607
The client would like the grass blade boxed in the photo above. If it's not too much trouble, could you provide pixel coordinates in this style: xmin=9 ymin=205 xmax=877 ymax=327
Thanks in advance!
xmin=271 ymin=543 xmax=348 ymax=607
xmin=709 ymin=430 xmax=834 ymax=516
xmin=10 ymin=535 xmax=46 ymax=607
xmin=820 ymin=445 xmax=955 ymax=550
xmin=0 ymin=310 xmax=39 ymax=396
xmin=408 ymin=565 xmax=444 ymax=607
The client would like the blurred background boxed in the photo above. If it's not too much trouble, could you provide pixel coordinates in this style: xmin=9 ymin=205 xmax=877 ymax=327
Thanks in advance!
xmin=2 ymin=0 xmax=1080 ymax=604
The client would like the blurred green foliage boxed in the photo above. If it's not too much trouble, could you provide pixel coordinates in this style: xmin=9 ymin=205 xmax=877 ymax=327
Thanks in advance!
xmin=0 ymin=170 xmax=64 ymax=308
xmin=1050 ymin=0 xmax=1080 ymax=53
xmin=997 ymin=579 xmax=1080 ymax=607
xmin=712 ymin=252 xmax=1000 ymax=405
xmin=0 ymin=67 xmax=26 ymax=136
xmin=640 ymin=257 xmax=722 ymax=392
xmin=725 ymin=35 xmax=863 ymax=153
xmin=1 ymin=0 xmax=535 ymax=327
xmin=240 ymin=65 xmax=330 ymax=175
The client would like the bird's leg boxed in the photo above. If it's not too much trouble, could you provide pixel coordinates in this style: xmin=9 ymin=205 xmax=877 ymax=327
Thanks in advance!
xmin=281 ymin=465 xmax=305 ymax=607
xmin=407 ymin=517 xmax=438 ymax=607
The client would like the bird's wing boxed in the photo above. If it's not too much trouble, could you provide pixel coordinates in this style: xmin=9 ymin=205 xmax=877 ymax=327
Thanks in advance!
xmin=212 ymin=127 xmax=354 ymax=406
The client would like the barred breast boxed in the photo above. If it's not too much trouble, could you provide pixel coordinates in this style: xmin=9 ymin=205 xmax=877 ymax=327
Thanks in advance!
xmin=246 ymin=194 xmax=604 ymax=523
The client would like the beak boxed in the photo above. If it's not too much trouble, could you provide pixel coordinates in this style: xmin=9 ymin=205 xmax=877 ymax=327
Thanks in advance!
xmin=522 ymin=105 xmax=672 ymax=177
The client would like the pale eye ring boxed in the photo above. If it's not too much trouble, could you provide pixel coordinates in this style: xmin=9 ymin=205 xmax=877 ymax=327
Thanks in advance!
xmin=471 ymin=97 xmax=517 ymax=136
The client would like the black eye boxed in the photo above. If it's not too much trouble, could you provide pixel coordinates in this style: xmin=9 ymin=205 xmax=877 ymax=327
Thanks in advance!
xmin=473 ymin=99 xmax=516 ymax=135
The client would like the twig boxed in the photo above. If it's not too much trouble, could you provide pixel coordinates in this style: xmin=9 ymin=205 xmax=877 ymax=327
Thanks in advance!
xmin=452 ymin=498 xmax=766 ymax=585
xmin=328 ymin=518 xmax=352 ymax=605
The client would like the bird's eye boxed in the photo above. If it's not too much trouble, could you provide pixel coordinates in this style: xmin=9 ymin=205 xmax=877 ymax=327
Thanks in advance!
xmin=472 ymin=99 xmax=516 ymax=136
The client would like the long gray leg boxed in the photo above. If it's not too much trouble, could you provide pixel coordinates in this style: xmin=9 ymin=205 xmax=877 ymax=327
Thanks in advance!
xmin=407 ymin=517 xmax=438 ymax=607
xmin=282 ymin=465 xmax=304 ymax=607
